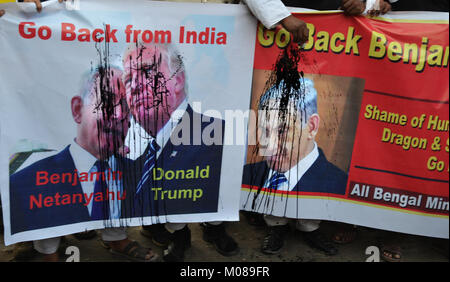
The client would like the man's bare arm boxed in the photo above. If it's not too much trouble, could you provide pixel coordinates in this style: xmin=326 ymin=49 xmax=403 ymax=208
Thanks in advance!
xmin=280 ymin=15 xmax=309 ymax=45
xmin=0 ymin=0 xmax=66 ymax=17
xmin=244 ymin=0 xmax=309 ymax=45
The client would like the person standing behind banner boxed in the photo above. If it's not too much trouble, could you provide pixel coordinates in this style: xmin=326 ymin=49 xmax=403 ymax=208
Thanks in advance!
xmin=242 ymin=77 xmax=347 ymax=256
xmin=9 ymin=67 xmax=159 ymax=262
xmin=16 ymin=0 xmax=66 ymax=12
xmin=242 ymin=0 xmax=393 ymax=244
xmin=243 ymin=0 xmax=392 ymax=26
xmin=121 ymin=42 xmax=238 ymax=262
xmin=272 ymin=0 xmax=447 ymax=261
xmin=0 ymin=1 xmax=68 ymax=21
xmin=6 ymin=0 xmax=316 ymax=46
xmin=0 ymin=0 xmax=86 ymax=261
xmin=365 ymin=0 xmax=448 ymax=261
xmin=242 ymin=0 xmax=309 ymax=45
xmin=0 ymin=2 xmax=44 ymax=21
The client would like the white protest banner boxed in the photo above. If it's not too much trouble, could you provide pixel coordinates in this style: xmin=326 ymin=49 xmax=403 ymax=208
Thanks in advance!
xmin=0 ymin=0 xmax=256 ymax=245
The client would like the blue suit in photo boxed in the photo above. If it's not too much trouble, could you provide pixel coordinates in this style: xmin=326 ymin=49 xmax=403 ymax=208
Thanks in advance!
xmin=9 ymin=146 xmax=130 ymax=235
xmin=242 ymin=147 xmax=348 ymax=195
xmin=122 ymin=105 xmax=225 ymax=218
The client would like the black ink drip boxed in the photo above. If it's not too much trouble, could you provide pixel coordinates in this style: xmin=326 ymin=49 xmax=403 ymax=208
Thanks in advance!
xmin=125 ymin=43 xmax=182 ymax=225
xmin=247 ymin=45 xmax=307 ymax=218
xmin=92 ymin=24 xmax=129 ymax=228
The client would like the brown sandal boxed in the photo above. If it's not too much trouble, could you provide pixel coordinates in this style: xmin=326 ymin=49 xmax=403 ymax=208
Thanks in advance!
xmin=103 ymin=240 xmax=160 ymax=262
xmin=332 ymin=226 xmax=358 ymax=244
xmin=380 ymin=244 xmax=402 ymax=262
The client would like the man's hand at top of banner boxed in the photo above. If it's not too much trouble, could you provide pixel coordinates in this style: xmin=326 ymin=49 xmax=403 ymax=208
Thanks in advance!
xmin=280 ymin=15 xmax=309 ymax=46
xmin=23 ymin=0 xmax=68 ymax=13
xmin=340 ymin=0 xmax=391 ymax=16
xmin=0 ymin=0 xmax=67 ymax=17
xmin=367 ymin=0 xmax=392 ymax=17
xmin=22 ymin=0 xmax=43 ymax=13
xmin=341 ymin=0 xmax=366 ymax=15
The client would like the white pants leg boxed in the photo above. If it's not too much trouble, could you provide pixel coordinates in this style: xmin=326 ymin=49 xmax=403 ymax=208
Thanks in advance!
xmin=264 ymin=215 xmax=320 ymax=231
xmin=101 ymin=227 xmax=128 ymax=242
xmin=263 ymin=215 xmax=289 ymax=227
xmin=296 ymin=219 xmax=321 ymax=232
xmin=33 ymin=237 xmax=61 ymax=255
xmin=207 ymin=221 xmax=223 ymax=226
xmin=165 ymin=223 xmax=187 ymax=232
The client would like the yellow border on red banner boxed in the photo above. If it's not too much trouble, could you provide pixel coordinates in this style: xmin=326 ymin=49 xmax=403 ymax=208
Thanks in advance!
xmin=368 ymin=16 xmax=449 ymax=24
xmin=291 ymin=10 xmax=449 ymax=24
xmin=241 ymin=187 xmax=449 ymax=219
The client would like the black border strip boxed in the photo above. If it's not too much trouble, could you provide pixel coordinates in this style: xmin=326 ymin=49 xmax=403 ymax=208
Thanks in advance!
xmin=365 ymin=89 xmax=449 ymax=104
xmin=354 ymin=165 xmax=449 ymax=183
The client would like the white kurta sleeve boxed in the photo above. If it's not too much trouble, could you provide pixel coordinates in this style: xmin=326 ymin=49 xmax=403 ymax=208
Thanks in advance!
xmin=364 ymin=0 xmax=397 ymax=14
xmin=242 ymin=0 xmax=291 ymax=29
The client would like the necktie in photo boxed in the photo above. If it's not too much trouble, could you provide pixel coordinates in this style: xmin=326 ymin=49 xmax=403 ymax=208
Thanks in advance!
xmin=135 ymin=139 xmax=161 ymax=196
xmin=268 ymin=172 xmax=288 ymax=191
xmin=91 ymin=160 xmax=110 ymax=220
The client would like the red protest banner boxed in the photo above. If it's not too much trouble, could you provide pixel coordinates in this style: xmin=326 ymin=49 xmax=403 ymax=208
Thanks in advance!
xmin=243 ymin=11 xmax=448 ymax=237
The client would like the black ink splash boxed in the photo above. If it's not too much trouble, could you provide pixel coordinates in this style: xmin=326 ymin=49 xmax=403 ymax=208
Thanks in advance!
xmin=90 ymin=25 xmax=131 ymax=228
xmin=123 ymin=43 xmax=184 ymax=224
xmin=246 ymin=44 xmax=307 ymax=217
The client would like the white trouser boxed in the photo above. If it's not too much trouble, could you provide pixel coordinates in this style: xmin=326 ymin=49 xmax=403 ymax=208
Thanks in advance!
xmin=264 ymin=215 xmax=321 ymax=232
xmin=33 ymin=227 xmax=127 ymax=255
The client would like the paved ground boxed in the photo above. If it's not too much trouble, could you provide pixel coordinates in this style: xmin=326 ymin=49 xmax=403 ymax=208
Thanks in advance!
xmin=1 ymin=214 xmax=448 ymax=262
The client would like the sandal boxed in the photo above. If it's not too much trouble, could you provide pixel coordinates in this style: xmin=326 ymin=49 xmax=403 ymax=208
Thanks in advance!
xmin=102 ymin=240 xmax=160 ymax=262
xmin=380 ymin=244 xmax=402 ymax=262
xmin=332 ymin=225 xmax=358 ymax=244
